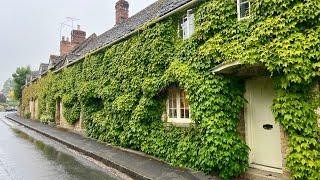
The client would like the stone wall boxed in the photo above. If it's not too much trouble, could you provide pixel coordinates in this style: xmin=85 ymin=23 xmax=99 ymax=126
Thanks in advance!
xmin=237 ymin=108 xmax=246 ymax=140
xmin=30 ymin=100 xmax=35 ymax=119
xmin=56 ymin=101 xmax=84 ymax=134
xmin=34 ymin=99 xmax=39 ymax=120
xmin=280 ymin=127 xmax=290 ymax=179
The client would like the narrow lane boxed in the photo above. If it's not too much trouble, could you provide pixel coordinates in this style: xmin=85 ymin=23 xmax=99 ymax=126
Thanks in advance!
xmin=0 ymin=112 xmax=124 ymax=180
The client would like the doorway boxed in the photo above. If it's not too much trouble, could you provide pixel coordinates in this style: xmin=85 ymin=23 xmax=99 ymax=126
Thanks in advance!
xmin=244 ymin=77 xmax=282 ymax=172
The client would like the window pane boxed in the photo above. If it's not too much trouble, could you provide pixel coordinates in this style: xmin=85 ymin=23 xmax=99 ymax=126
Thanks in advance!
xmin=185 ymin=109 xmax=189 ymax=119
xmin=181 ymin=109 xmax=185 ymax=118
xmin=188 ymin=14 xmax=195 ymax=37
xmin=173 ymin=109 xmax=177 ymax=118
xmin=168 ymin=88 xmax=178 ymax=118
xmin=240 ymin=2 xmax=250 ymax=18
xmin=185 ymin=96 xmax=189 ymax=108
xmin=180 ymin=91 xmax=185 ymax=108
xmin=180 ymin=100 xmax=185 ymax=108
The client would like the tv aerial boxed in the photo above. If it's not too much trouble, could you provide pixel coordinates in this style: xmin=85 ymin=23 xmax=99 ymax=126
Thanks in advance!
xmin=59 ymin=17 xmax=80 ymax=40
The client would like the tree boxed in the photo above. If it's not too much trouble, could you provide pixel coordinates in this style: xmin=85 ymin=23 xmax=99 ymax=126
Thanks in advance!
xmin=12 ymin=66 xmax=31 ymax=101
xmin=2 ymin=78 xmax=13 ymax=97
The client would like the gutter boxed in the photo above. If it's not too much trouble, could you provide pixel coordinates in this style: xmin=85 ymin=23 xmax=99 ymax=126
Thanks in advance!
xmin=53 ymin=0 xmax=201 ymax=74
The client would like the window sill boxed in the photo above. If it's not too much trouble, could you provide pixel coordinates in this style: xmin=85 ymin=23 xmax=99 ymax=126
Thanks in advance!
xmin=164 ymin=121 xmax=193 ymax=128
xmin=238 ymin=16 xmax=251 ymax=21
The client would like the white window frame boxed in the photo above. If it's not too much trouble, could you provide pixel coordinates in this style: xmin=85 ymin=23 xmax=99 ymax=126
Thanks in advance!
xmin=166 ymin=87 xmax=191 ymax=124
xmin=237 ymin=0 xmax=251 ymax=20
xmin=181 ymin=9 xmax=195 ymax=40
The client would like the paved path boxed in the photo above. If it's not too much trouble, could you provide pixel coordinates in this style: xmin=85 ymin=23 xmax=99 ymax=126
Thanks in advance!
xmin=5 ymin=113 xmax=217 ymax=180
xmin=0 ymin=112 xmax=121 ymax=180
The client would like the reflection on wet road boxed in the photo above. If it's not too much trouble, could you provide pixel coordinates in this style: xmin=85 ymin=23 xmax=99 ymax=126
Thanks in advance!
xmin=0 ymin=112 xmax=120 ymax=180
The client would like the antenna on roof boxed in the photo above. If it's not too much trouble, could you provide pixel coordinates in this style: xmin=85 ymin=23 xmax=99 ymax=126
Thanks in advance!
xmin=59 ymin=17 xmax=80 ymax=41
xmin=66 ymin=17 xmax=80 ymax=29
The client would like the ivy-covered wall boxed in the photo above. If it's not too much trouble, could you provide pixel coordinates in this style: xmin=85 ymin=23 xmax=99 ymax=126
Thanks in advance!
xmin=22 ymin=0 xmax=320 ymax=179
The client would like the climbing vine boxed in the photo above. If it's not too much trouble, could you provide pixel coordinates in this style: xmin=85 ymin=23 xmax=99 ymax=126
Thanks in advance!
xmin=22 ymin=0 xmax=320 ymax=179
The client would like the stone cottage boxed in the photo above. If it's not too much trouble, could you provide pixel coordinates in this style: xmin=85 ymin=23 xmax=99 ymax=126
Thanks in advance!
xmin=23 ymin=0 xmax=320 ymax=179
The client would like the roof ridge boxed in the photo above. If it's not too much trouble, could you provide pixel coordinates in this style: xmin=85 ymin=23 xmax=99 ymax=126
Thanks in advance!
xmin=70 ymin=33 xmax=98 ymax=54
xmin=51 ymin=0 xmax=192 ymax=72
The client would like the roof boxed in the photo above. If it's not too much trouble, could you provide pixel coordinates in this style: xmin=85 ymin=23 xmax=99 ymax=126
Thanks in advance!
xmin=49 ymin=55 xmax=61 ymax=67
xmin=30 ymin=71 xmax=40 ymax=81
xmin=70 ymin=33 xmax=97 ymax=59
xmin=39 ymin=63 xmax=49 ymax=74
xmin=78 ymin=0 xmax=191 ymax=56
xmin=29 ymin=0 xmax=194 ymax=82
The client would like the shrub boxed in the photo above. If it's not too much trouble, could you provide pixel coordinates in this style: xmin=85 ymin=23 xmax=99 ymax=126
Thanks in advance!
xmin=40 ymin=114 xmax=54 ymax=124
xmin=24 ymin=112 xmax=31 ymax=119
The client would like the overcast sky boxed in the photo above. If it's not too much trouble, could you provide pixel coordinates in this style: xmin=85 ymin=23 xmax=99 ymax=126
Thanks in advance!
xmin=0 ymin=0 xmax=157 ymax=89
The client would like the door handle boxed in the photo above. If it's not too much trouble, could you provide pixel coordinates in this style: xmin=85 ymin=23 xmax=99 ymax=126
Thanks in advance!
xmin=263 ymin=124 xmax=273 ymax=130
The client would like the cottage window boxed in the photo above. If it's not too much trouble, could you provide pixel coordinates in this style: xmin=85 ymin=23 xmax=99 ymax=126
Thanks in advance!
xmin=167 ymin=87 xmax=191 ymax=124
xmin=237 ymin=0 xmax=250 ymax=20
xmin=181 ymin=9 xmax=195 ymax=40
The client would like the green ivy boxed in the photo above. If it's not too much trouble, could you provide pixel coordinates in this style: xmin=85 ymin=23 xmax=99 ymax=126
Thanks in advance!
xmin=22 ymin=0 xmax=320 ymax=179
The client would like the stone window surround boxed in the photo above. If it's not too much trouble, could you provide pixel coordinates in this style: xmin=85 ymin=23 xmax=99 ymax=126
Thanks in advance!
xmin=181 ymin=9 xmax=195 ymax=40
xmin=237 ymin=0 xmax=251 ymax=20
xmin=166 ymin=87 xmax=192 ymax=125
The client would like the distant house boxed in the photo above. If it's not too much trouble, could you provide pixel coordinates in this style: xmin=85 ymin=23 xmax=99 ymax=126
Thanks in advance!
xmin=0 ymin=92 xmax=6 ymax=103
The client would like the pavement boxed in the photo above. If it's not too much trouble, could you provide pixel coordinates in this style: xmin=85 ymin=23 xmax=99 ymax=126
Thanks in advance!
xmin=5 ymin=113 xmax=217 ymax=180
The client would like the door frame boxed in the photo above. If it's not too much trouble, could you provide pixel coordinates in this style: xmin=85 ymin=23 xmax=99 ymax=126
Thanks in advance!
xmin=244 ymin=77 xmax=283 ymax=173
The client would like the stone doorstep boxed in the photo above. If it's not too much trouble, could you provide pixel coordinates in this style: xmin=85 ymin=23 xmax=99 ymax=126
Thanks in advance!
xmin=238 ymin=168 xmax=284 ymax=180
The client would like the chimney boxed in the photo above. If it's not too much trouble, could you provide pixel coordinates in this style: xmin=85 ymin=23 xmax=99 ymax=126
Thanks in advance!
xmin=60 ymin=36 xmax=73 ymax=56
xmin=115 ymin=0 xmax=129 ymax=25
xmin=60 ymin=26 xmax=86 ymax=56
xmin=71 ymin=25 xmax=86 ymax=45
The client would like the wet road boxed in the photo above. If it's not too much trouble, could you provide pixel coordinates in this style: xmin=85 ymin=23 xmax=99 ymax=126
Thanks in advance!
xmin=0 ymin=112 xmax=124 ymax=180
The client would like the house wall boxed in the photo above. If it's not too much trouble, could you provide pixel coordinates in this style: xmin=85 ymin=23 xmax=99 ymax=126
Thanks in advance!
xmin=237 ymin=109 xmax=246 ymax=139
xmin=30 ymin=100 xmax=35 ymax=119
xmin=29 ymin=100 xmax=33 ymax=117
xmin=55 ymin=100 xmax=61 ymax=126
xmin=20 ymin=0 xmax=319 ymax=178
xmin=280 ymin=127 xmax=290 ymax=179
xmin=34 ymin=99 xmax=39 ymax=120
xmin=58 ymin=102 xmax=84 ymax=134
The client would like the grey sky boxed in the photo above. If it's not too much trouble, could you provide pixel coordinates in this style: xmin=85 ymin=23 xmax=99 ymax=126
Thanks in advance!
xmin=0 ymin=0 xmax=157 ymax=89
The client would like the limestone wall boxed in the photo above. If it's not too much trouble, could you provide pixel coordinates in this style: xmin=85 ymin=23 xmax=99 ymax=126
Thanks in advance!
xmin=57 ymin=101 xmax=84 ymax=134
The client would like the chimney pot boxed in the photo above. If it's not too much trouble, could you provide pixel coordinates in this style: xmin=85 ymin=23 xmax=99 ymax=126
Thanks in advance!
xmin=77 ymin=25 xmax=80 ymax=30
xmin=62 ymin=36 xmax=65 ymax=41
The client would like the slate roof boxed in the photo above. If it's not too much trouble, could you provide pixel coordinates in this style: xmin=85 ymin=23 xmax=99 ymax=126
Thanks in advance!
xmin=28 ymin=0 xmax=194 ymax=82
xmin=30 ymin=71 xmax=40 ymax=81
xmin=70 ymin=33 xmax=97 ymax=58
xmin=53 ymin=0 xmax=192 ymax=71
xmin=39 ymin=63 xmax=49 ymax=75
xmin=49 ymin=55 xmax=61 ymax=67
xmin=78 ymin=0 xmax=191 ymax=56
